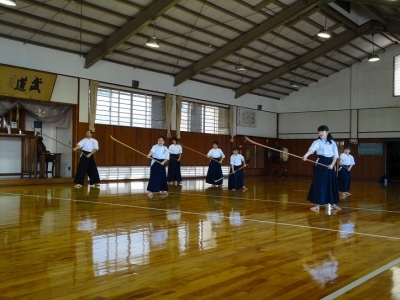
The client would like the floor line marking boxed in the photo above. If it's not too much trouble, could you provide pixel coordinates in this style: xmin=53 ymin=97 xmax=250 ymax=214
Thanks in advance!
xmin=1 ymin=191 xmax=400 ymax=241
xmin=1 ymin=189 xmax=399 ymax=215
xmin=321 ymin=257 xmax=400 ymax=300
xmin=166 ymin=191 xmax=400 ymax=214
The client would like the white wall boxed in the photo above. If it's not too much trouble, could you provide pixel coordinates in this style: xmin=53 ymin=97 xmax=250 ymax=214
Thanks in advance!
xmin=237 ymin=110 xmax=276 ymax=138
xmin=2 ymin=37 xmax=399 ymax=143
xmin=0 ymin=37 xmax=278 ymax=114
xmin=1 ymin=37 xmax=279 ymax=140
xmin=278 ymin=44 xmax=400 ymax=139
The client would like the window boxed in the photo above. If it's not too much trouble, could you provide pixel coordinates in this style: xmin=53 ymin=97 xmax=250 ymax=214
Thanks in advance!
xmin=95 ymin=87 xmax=166 ymax=129
xmin=180 ymin=101 xmax=229 ymax=134
xmin=395 ymin=54 xmax=400 ymax=96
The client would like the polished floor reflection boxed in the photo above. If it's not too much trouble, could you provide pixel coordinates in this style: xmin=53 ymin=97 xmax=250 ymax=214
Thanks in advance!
xmin=0 ymin=177 xmax=399 ymax=299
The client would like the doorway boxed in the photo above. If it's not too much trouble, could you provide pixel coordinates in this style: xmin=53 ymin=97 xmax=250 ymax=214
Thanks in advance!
xmin=386 ymin=140 xmax=400 ymax=179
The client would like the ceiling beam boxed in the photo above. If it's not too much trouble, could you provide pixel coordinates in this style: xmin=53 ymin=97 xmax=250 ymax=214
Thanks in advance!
xmin=386 ymin=23 xmax=400 ymax=34
xmin=235 ymin=20 xmax=383 ymax=98
xmin=340 ymin=0 xmax=400 ymax=8
xmin=254 ymin=0 xmax=274 ymax=11
xmin=173 ymin=0 xmax=323 ymax=86
xmin=84 ymin=0 xmax=180 ymax=68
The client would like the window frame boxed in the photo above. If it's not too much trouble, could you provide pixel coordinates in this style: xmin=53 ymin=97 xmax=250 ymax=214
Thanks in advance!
xmin=95 ymin=86 xmax=166 ymax=129
xmin=180 ymin=99 xmax=229 ymax=135
xmin=394 ymin=54 xmax=400 ymax=97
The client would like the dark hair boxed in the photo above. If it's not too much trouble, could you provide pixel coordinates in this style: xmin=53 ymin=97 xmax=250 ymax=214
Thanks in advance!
xmin=213 ymin=141 xmax=219 ymax=146
xmin=88 ymin=130 xmax=93 ymax=134
xmin=344 ymin=145 xmax=351 ymax=150
xmin=172 ymin=137 xmax=178 ymax=143
xmin=232 ymin=146 xmax=239 ymax=151
xmin=317 ymin=125 xmax=334 ymax=144
xmin=158 ymin=136 xmax=165 ymax=141
xmin=37 ymin=137 xmax=43 ymax=143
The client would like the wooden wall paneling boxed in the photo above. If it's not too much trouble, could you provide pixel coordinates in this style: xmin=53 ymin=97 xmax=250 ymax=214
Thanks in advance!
xmin=270 ymin=138 xmax=386 ymax=180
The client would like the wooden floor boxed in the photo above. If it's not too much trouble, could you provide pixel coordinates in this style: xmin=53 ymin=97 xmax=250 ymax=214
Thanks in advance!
xmin=0 ymin=177 xmax=399 ymax=300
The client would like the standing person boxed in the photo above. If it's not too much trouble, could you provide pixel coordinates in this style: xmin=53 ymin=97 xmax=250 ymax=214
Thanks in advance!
xmin=73 ymin=130 xmax=100 ymax=188
xmin=337 ymin=146 xmax=355 ymax=196
xmin=205 ymin=141 xmax=225 ymax=187
xmin=228 ymin=146 xmax=247 ymax=191
xmin=302 ymin=125 xmax=340 ymax=212
xmin=167 ymin=137 xmax=183 ymax=185
xmin=147 ymin=136 xmax=169 ymax=197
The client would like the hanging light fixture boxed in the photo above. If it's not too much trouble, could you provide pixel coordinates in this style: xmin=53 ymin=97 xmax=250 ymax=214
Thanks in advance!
xmin=0 ymin=0 xmax=16 ymax=6
xmin=368 ymin=33 xmax=379 ymax=62
xmin=289 ymin=66 xmax=299 ymax=89
xmin=146 ymin=19 xmax=160 ymax=48
xmin=235 ymin=49 xmax=246 ymax=71
xmin=317 ymin=6 xmax=331 ymax=39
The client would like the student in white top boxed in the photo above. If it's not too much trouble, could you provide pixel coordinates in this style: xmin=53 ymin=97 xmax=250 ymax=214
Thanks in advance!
xmin=147 ymin=136 xmax=169 ymax=197
xmin=337 ymin=146 xmax=355 ymax=196
xmin=303 ymin=125 xmax=340 ymax=212
xmin=205 ymin=141 xmax=225 ymax=187
xmin=167 ymin=137 xmax=183 ymax=185
xmin=228 ymin=147 xmax=247 ymax=191
xmin=73 ymin=130 xmax=100 ymax=188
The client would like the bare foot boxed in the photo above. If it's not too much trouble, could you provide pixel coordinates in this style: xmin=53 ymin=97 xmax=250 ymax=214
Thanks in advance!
xmin=162 ymin=191 xmax=169 ymax=195
xmin=345 ymin=192 xmax=352 ymax=196
xmin=242 ymin=186 xmax=248 ymax=190
xmin=331 ymin=204 xmax=341 ymax=211
xmin=147 ymin=192 xmax=153 ymax=198
xmin=74 ymin=184 xmax=82 ymax=188
xmin=310 ymin=206 xmax=319 ymax=212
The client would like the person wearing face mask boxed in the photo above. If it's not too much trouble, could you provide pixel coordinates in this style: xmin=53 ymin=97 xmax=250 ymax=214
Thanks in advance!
xmin=303 ymin=125 xmax=340 ymax=212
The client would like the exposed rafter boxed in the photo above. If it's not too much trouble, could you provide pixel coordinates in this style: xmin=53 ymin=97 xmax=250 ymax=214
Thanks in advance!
xmin=235 ymin=20 xmax=384 ymax=98
xmin=339 ymin=0 xmax=400 ymax=8
xmin=254 ymin=0 xmax=274 ymax=11
xmin=84 ymin=0 xmax=180 ymax=68
xmin=173 ymin=0 xmax=323 ymax=86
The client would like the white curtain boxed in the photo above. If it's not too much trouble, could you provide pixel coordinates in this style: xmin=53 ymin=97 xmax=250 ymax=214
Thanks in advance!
xmin=89 ymin=80 xmax=99 ymax=132
xmin=229 ymin=105 xmax=236 ymax=142
xmin=165 ymin=94 xmax=173 ymax=138
xmin=176 ymin=95 xmax=182 ymax=139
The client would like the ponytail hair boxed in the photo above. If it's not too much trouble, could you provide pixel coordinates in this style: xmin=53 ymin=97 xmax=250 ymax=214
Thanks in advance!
xmin=317 ymin=125 xmax=334 ymax=144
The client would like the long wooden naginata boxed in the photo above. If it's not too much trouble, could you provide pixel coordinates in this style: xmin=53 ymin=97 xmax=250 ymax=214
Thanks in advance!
xmin=32 ymin=128 xmax=79 ymax=151
xmin=244 ymin=136 xmax=329 ymax=168
xmin=214 ymin=165 xmax=246 ymax=183
xmin=110 ymin=135 xmax=162 ymax=164
xmin=179 ymin=143 xmax=222 ymax=164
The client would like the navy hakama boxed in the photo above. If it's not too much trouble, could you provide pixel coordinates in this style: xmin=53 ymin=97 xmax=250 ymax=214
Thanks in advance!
xmin=337 ymin=166 xmax=351 ymax=192
xmin=228 ymin=165 xmax=244 ymax=190
xmin=307 ymin=156 xmax=339 ymax=205
xmin=147 ymin=158 xmax=168 ymax=193
xmin=167 ymin=154 xmax=182 ymax=182
xmin=206 ymin=158 xmax=223 ymax=186
xmin=74 ymin=151 xmax=100 ymax=185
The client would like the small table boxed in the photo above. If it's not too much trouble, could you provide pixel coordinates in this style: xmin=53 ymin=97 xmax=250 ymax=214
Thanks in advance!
xmin=39 ymin=153 xmax=63 ymax=178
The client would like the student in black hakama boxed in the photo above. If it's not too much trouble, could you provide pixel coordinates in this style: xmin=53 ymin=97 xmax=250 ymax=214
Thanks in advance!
xmin=147 ymin=136 xmax=169 ymax=197
xmin=205 ymin=141 xmax=225 ymax=187
xmin=303 ymin=125 xmax=341 ymax=212
xmin=167 ymin=137 xmax=183 ymax=185
xmin=228 ymin=147 xmax=248 ymax=191
xmin=337 ymin=146 xmax=355 ymax=196
xmin=73 ymin=130 xmax=100 ymax=188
